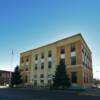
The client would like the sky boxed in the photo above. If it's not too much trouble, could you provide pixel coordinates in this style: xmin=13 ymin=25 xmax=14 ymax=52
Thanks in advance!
xmin=0 ymin=0 xmax=100 ymax=79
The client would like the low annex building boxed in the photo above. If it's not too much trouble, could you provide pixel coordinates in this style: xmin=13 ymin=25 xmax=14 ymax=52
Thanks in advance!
xmin=20 ymin=33 xmax=93 ymax=88
xmin=0 ymin=70 xmax=12 ymax=86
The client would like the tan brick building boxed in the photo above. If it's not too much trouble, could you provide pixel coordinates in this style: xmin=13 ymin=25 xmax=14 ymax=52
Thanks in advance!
xmin=20 ymin=33 xmax=93 ymax=88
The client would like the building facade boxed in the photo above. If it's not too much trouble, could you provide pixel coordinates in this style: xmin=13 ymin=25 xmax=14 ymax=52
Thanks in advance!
xmin=20 ymin=33 xmax=93 ymax=88
xmin=0 ymin=70 xmax=12 ymax=85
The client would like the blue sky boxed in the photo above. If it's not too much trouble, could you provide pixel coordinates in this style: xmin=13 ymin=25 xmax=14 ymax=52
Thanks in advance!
xmin=0 ymin=0 xmax=100 ymax=79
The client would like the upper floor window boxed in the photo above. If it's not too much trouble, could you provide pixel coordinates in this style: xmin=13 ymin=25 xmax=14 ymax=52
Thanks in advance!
xmin=21 ymin=58 xmax=24 ymax=63
xmin=81 ymin=45 xmax=84 ymax=52
xmin=70 ymin=44 xmax=75 ymax=52
xmin=25 ymin=67 xmax=28 ymax=71
xmin=35 ymin=64 xmax=37 ymax=70
xmin=26 ymin=58 xmax=29 ymax=62
xmin=41 ymin=53 xmax=44 ymax=59
xmin=48 ymin=61 xmax=52 ymax=68
xmin=40 ymin=74 xmax=44 ymax=78
xmin=60 ymin=48 xmax=65 ymax=54
xmin=71 ymin=51 xmax=76 ymax=57
xmin=35 ymin=54 xmax=38 ymax=60
xmin=48 ymin=50 xmax=52 ymax=57
xmin=41 ymin=63 xmax=44 ymax=69
xmin=71 ymin=56 xmax=76 ymax=65
xmin=34 ymin=75 xmax=37 ymax=78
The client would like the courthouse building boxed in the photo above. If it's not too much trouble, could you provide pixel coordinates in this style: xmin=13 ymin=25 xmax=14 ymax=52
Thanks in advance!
xmin=20 ymin=33 xmax=93 ymax=88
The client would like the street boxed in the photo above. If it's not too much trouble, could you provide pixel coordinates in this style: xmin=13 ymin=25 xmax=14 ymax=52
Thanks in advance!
xmin=0 ymin=88 xmax=99 ymax=100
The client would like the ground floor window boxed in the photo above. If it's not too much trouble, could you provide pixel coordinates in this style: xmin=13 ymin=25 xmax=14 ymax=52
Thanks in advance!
xmin=40 ymin=80 xmax=44 ymax=85
xmin=71 ymin=72 xmax=77 ymax=83
xmin=25 ymin=76 xmax=28 ymax=83
xmin=48 ymin=80 xmax=52 ymax=86
xmin=34 ymin=80 xmax=37 ymax=86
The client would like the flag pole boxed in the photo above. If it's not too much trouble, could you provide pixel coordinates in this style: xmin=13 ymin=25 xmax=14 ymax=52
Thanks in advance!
xmin=9 ymin=49 xmax=13 ymax=86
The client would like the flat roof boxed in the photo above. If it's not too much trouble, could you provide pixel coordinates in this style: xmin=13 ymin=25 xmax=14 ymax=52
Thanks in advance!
xmin=0 ymin=70 xmax=12 ymax=73
xmin=21 ymin=33 xmax=91 ymax=54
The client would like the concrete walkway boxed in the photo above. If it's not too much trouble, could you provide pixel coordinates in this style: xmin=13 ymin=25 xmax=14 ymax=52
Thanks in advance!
xmin=78 ymin=88 xmax=100 ymax=96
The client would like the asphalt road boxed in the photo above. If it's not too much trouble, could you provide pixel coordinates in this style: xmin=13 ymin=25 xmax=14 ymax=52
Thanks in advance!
xmin=0 ymin=88 xmax=99 ymax=100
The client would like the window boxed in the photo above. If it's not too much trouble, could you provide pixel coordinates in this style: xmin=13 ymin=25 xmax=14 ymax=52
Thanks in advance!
xmin=71 ymin=72 xmax=77 ymax=83
xmin=48 ymin=61 xmax=52 ymax=68
xmin=48 ymin=80 xmax=52 ymax=86
xmin=0 ymin=73 xmax=1 ymax=77
xmin=34 ymin=80 xmax=37 ymax=86
xmin=40 ymin=80 xmax=44 ymax=84
xmin=25 ymin=68 xmax=28 ymax=71
xmin=60 ymin=48 xmax=65 ymax=54
xmin=26 ymin=58 xmax=29 ymax=62
xmin=41 ymin=53 xmax=44 ymax=59
xmin=48 ymin=50 xmax=52 ymax=57
xmin=71 ymin=51 xmax=76 ymax=57
xmin=60 ymin=58 xmax=65 ymax=64
xmin=35 ymin=54 xmax=38 ymax=60
xmin=25 ymin=76 xmax=28 ymax=83
xmin=86 ymin=74 xmax=88 ymax=83
xmin=35 ymin=64 xmax=37 ymax=70
xmin=84 ymin=53 xmax=86 ymax=66
xmin=40 ymin=74 xmax=44 ymax=78
xmin=82 ymin=61 xmax=85 ymax=66
xmin=41 ymin=63 xmax=44 ymax=69
xmin=82 ymin=52 xmax=85 ymax=65
xmin=84 ymin=76 xmax=86 ymax=83
xmin=71 ymin=56 xmax=76 ymax=65
xmin=82 ymin=49 xmax=84 ymax=53
xmin=82 ymin=45 xmax=84 ymax=53
xmin=34 ymin=75 xmax=37 ymax=78
xmin=70 ymin=44 xmax=75 ymax=52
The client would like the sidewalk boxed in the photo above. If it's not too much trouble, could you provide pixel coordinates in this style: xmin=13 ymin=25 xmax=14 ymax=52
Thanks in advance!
xmin=78 ymin=88 xmax=100 ymax=96
xmin=50 ymin=88 xmax=100 ymax=96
